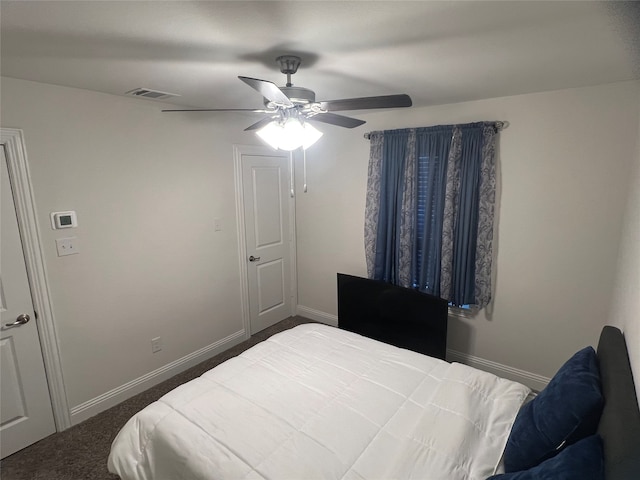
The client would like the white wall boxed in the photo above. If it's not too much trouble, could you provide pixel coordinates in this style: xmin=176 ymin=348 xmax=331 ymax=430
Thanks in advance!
xmin=609 ymin=88 xmax=640 ymax=403
xmin=0 ymin=77 xmax=263 ymax=419
xmin=297 ymin=81 xmax=640 ymax=383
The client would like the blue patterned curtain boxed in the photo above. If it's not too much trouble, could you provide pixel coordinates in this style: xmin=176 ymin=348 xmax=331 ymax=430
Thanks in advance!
xmin=364 ymin=122 xmax=499 ymax=308
xmin=371 ymin=130 xmax=409 ymax=284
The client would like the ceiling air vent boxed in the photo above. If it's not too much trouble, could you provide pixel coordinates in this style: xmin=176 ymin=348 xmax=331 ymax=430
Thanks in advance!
xmin=125 ymin=88 xmax=180 ymax=100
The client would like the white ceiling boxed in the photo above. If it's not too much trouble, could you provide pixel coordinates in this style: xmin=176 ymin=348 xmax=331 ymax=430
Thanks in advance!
xmin=1 ymin=1 xmax=639 ymax=111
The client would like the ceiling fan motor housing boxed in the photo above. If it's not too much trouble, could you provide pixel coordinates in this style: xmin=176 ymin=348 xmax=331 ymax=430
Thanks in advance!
xmin=265 ymin=86 xmax=316 ymax=108
xmin=260 ymin=55 xmax=317 ymax=108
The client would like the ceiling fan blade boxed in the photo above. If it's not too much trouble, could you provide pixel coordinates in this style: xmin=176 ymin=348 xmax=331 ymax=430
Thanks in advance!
xmin=319 ymin=94 xmax=412 ymax=112
xmin=309 ymin=113 xmax=366 ymax=129
xmin=244 ymin=117 xmax=276 ymax=131
xmin=162 ymin=108 xmax=270 ymax=113
xmin=238 ymin=76 xmax=293 ymax=107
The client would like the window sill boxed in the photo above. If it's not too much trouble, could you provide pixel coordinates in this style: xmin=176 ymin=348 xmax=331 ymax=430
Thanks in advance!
xmin=448 ymin=306 xmax=479 ymax=319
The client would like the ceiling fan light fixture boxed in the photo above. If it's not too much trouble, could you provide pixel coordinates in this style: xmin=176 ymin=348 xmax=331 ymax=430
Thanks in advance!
xmin=256 ymin=118 xmax=323 ymax=151
xmin=255 ymin=121 xmax=283 ymax=150
xmin=300 ymin=122 xmax=323 ymax=150
xmin=278 ymin=117 xmax=305 ymax=151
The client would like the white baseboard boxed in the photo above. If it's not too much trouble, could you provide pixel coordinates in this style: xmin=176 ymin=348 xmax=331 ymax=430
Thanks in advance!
xmin=447 ymin=349 xmax=550 ymax=392
xmin=296 ymin=305 xmax=338 ymax=327
xmin=70 ymin=329 xmax=247 ymax=425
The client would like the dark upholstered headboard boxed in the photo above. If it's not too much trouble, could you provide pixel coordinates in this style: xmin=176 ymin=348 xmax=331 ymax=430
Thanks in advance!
xmin=337 ymin=273 xmax=448 ymax=360
xmin=597 ymin=326 xmax=640 ymax=480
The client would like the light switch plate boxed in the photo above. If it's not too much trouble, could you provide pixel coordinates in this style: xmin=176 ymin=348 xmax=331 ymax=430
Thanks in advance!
xmin=56 ymin=237 xmax=79 ymax=256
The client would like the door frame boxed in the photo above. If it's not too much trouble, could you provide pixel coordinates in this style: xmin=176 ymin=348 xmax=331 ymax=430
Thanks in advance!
xmin=233 ymin=144 xmax=297 ymax=338
xmin=1 ymin=128 xmax=71 ymax=430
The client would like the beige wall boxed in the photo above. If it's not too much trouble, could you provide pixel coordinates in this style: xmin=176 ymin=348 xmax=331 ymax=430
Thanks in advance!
xmin=0 ymin=77 xmax=261 ymax=412
xmin=296 ymin=81 xmax=640 ymax=381
xmin=2 ymin=76 xmax=639 ymax=419
xmin=609 ymin=87 xmax=640 ymax=402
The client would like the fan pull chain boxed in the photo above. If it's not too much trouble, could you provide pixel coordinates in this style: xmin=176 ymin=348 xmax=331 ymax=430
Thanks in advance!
xmin=303 ymin=148 xmax=308 ymax=193
xmin=290 ymin=153 xmax=295 ymax=198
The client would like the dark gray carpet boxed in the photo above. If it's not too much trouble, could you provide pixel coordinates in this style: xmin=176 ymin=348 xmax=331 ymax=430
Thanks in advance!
xmin=0 ymin=316 xmax=314 ymax=480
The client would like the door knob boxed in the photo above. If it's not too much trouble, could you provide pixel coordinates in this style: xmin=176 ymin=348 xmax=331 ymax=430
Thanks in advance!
xmin=249 ymin=255 xmax=261 ymax=262
xmin=4 ymin=313 xmax=30 ymax=328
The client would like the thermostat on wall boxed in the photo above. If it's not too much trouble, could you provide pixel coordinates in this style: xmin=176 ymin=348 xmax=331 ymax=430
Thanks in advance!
xmin=50 ymin=211 xmax=77 ymax=229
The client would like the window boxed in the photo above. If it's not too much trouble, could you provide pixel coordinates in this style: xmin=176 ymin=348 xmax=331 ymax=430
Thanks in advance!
xmin=365 ymin=122 xmax=500 ymax=309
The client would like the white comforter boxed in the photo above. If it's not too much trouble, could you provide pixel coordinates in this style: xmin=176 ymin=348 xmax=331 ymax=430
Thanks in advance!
xmin=108 ymin=324 xmax=530 ymax=480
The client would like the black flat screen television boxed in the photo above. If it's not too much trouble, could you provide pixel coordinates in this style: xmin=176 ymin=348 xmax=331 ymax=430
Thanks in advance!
xmin=337 ymin=273 xmax=448 ymax=360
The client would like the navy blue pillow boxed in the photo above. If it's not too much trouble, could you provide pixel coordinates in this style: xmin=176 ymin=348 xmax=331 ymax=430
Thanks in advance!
xmin=503 ymin=346 xmax=603 ymax=472
xmin=488 ymin=434 xmax=604 ymax=479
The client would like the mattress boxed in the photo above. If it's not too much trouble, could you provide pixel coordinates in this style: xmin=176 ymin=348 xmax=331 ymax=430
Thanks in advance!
xmin=108 ymin=324 xmax=530 ymax=480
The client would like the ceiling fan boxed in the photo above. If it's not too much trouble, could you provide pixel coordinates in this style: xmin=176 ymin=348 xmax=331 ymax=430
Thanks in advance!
xmin=162 ymin=55 xmax=412 ymax=150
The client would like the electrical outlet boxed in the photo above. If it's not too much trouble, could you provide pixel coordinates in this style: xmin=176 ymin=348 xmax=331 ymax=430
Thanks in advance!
xmin=151 ymin=337 xmax=162 ymax=353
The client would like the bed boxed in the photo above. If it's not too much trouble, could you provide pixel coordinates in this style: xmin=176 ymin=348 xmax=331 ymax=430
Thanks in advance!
xmin=108 ymin=323 xmax=528 ymax=479
xmin=107 ymin=322 xmax=640 ymax=480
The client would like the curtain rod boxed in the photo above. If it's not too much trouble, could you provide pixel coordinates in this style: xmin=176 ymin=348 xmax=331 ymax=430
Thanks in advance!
xmin=363 ymin=121 xmax=508 ymax=139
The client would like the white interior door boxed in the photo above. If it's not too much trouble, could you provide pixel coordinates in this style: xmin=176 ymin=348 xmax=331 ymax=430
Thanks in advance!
xmin=241 ymin=151 xmax=294 ymax=334
xmin=1 ymin=146 xmax=56 ymax=458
